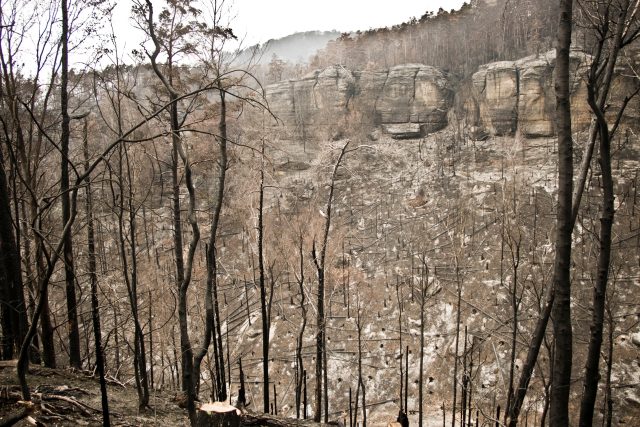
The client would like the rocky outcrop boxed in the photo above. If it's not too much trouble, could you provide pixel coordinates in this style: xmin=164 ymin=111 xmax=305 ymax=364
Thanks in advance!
xmin=471 ymin=61 xmax=519 ymax=136
xmin=266 ymin=49 xmax=636 ymax=141
xmin=265 ymin=65 xmax=356 ymax=134
xmin=266 ymin=63 xmax=453 ymax=138
xmin=466 ymin=50 xmax=592 ymax=139
xmin=374 ymin=64 xmax=452 ymax=133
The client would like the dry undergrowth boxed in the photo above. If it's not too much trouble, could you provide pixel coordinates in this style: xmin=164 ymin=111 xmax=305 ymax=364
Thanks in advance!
xmin=0 ymin=363 xmax=188 ymax=426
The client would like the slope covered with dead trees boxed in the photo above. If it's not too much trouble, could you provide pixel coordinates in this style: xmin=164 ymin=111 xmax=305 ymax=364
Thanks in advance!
xmin=1 ymin=0 xmax=639 ymax=426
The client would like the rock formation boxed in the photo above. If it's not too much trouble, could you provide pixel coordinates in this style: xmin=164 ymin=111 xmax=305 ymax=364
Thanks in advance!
xmin=466 ymin=50 xmax=592 ymax=139
xmin=373 ymin=64 xmax=452 ymax=133
xmin=266 ymin=49 xmax=637 ymax=140
xmin=266 ymin=64 xmax=453 ymax=139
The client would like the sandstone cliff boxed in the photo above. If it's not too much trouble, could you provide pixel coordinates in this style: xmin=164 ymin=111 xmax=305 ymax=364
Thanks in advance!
xmin=265 ymin=64 xmax=453 ymax=139
xmin=265 ymin=49 xmax=637 ymax=140
xmin=465 ymin=50 xmax=592 ymax=139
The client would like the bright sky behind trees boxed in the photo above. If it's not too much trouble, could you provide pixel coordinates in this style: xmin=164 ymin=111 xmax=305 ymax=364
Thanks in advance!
xmin=112 ymin=0 xmax=466 ymax=52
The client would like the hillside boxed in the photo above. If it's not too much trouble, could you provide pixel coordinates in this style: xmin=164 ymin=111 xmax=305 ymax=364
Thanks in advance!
xmin=308 ymin=0 xmax=559 ymax=76
xmin=234 ymin=31 xmax=342 ymax=65
xmin=1 ymin=0 xmax=639 ymax=426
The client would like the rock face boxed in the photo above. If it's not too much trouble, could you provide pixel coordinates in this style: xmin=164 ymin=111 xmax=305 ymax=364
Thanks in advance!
xmin=375 ymin=64 xmax=452 ymax=133
xmin=471 ymin=61 xmax=519 ymax=136
xmin=466 ymin=50 xmax=592 ymax=139
xmin=266 ymin=49 xmax=634 ymax=140
xmin=265 ymin=65 xmax=356 ymax=137
xmin=266 ymin=63 xmax=453 ymax=138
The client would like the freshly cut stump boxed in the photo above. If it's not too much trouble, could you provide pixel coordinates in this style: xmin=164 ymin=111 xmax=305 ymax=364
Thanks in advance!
xmin=196 ymin=402 xmax=240 ymax=427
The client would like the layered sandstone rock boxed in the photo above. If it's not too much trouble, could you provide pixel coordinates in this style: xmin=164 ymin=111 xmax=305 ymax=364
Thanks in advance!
xmin=382 ymin=123 xmax=422 ymax=139
xmin=467 ymin=50 xmax=592 ymax=139
xmin=374 ymin=64 xmax=453 ymax=133
xmin=266 ymin=63 xmax=453 ymax=138
xmin=471 ymin=61 xmax=519 ymax=136
xmin=265 ymin=66 xmax=355 ymax=132
xmin=266 ymin=49 xmax=633 ymax=141
xmin=351 ymin=70 xmax=388 ymax=120
xmin=265 ymin=80 xmax=296 ymax=125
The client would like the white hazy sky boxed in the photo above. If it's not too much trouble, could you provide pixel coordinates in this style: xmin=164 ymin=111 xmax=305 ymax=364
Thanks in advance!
xmin=229 ymin=0 xmax=467 ymax=45
xmin=112 ymin=0 xmax=467 ymax=50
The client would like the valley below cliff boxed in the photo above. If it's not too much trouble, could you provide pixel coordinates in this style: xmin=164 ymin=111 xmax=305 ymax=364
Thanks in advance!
xmin=2 ymin=1 xmax=640 ymax=426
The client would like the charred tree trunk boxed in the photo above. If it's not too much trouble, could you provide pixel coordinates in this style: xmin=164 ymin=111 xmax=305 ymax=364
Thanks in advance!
xmin=258 ymin=142 xmax=270 ymax=413
xmin=311 ymin=141 xmax=350 ymax=422
xmin=83 ymin=119 xmax=110 ymax=426
xmin=418 ymin=261 xmax=428 ymax=427
xmin=126 ymin=145 xmax=150 ymax=408
xmin=603 ymin=304 xmax=614 ymax=427
xmin=110 ymin=143 xmax=149 ymax=409
xmin=507 ymin=286 xmax=554 ymax=427
xmin=505 ymin=234 xmax=521 ymax=424
xmin=452 ymin=255 xmax=462 ymax=427
xmin=312 ymin=239 xmax=324 ymax=424
xmin=60 ymin=0 xmax=81 ymax=370
xmin=295 ymin=235 xmax=307 ymax=419
xmin=0 ymin=147 xmax=28 ymax=360
xmin=549 ymin=0 xmax=574 ymax=423
xmin=579 ymin=2 xmax=637 ymax=424
xmin=356 ymin=299 xmax=366 ymax=427
xmin=211 ymin=88 xmax=228 ymax=402
xmin=142 ymin=2 xmax=205 ymax=421
xmin=194 ymin=84 xmax=228 ymax=402
xmin=105 ymin=54 xmax=150 ymax=408
xmin=397 ymin=280 xmax=403 ymax=413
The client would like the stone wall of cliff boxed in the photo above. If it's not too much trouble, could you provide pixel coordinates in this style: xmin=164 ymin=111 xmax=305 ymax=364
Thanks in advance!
xmin=462 ymin=50 xmax=592 ymax=139
xmin=265 ymin=64 xmax=453 ymax=139
xmin=265 ymin=49 xmax=637 ymax=140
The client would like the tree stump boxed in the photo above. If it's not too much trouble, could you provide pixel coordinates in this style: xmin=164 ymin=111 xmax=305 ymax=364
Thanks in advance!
xmin=196 ymin=402 xmax=240 ymax=427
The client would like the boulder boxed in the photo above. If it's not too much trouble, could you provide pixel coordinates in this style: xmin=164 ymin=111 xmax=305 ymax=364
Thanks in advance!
xmin=314 ymin=65 xmax=355 ymax=113
xmin=292 ymin=70 xmax=320 ymax=126
xmin=516 ymin=50 xmax=592 ymax=137
xmin=376 ymin=64 xmax=423 ymax=123
xmin=265 ymin=49 xmax=616 ymax=142
xmin=352 ymin=69 xmax=389 ymax=121
xmin=383 ymin=123 xmax=422 ymax=139
xmin=265 ymin=66 xmax=355 ymax=136
xmin=265 ymin=63 xmax=452 ymax=138
xmin=412 ymin=66 xmax=453 ymax=132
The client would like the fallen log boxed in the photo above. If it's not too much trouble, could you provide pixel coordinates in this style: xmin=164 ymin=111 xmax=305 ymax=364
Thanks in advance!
xmin=36 ymin=393 xmax=101 ymax=417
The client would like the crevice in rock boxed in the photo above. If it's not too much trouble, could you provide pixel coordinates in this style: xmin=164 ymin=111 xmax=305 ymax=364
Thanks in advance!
xmin=514 ymin=64 xmax=521 ymax=135
xmin=374 ymin=69 xmax=391 ymax=124
xmin=409 ymin=67 xmax=420 ymax=122
xmin=311 ymin=77 xmax=319 ymax=109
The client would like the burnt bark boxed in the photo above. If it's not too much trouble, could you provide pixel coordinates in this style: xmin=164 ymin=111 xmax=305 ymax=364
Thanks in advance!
xmin=258 ymin=142 xmax=269 ymax=413
xmin=60 ymin=0 xmax=81 ymax=370
xmin=578 ymin=2 xmax=638 ymax=424
xmin=549 ymin=0 xmax=574 ymax=424
xmin=0 ymin=147 xmax=28 ymax=360
xmin=83 ymin=119 xmax=110 ymax=426
xmin=295 ymin=234 xmax=307 ymax=419
xmin=311 ymin=140 xmax=350 ymax=422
